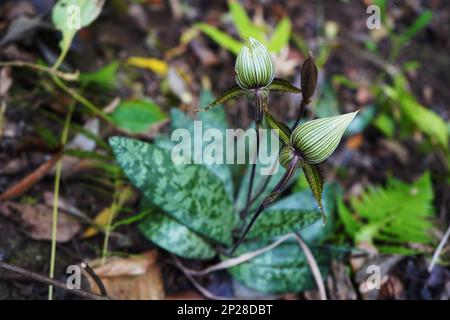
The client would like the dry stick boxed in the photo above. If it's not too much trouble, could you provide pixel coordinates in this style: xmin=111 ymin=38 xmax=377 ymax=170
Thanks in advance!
xmin=171 ymin=256 xmax=233 ymax=300
xmin=81 ymin=262 xmax=109 ymax=297
xmin=0 ymin=261 xmax=109 ymax=300
xmin=294 ymin=232 xmax=327 ymax=300
xmin=0 ymin=61 xmax=79 ymax=81
xmin=428 ymin=223 xmax=450 ymax=273
xmin=186 ymin=234 xmax=294 ymax=276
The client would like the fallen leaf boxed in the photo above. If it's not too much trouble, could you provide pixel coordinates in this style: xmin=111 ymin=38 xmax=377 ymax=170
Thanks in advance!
xmin=0 ymin=202 xmax=80 ymax=242
xmin=55 ymin=118 xmax=99 ymax=176
xmin=43 ymin=191 xmax=91 ymax=222
xmin=82 ymin=186 xmax=134 ymax=238
xmin=0 ymin=151 xmax=62 ymax=201
xmin=127 ymin=57 xmax=168 ymax=76
xmin=86 ymin=250 xmax=164 ymax=300
xmin=346 ymin=133 xmax=363 ymax=150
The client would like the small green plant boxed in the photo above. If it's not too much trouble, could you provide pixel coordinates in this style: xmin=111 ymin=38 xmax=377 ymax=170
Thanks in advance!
xmin=338 ymin=172 xmax=437 ymax=255
xmin=110 ymin=37 xmax=357 ymax=293
xmin=195 ymin=0 xmax=291 ymax=55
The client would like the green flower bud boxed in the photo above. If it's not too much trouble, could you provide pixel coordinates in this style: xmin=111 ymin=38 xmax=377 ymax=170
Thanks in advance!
xmin=279 ymin=146 xmax=301 ymax=169
xmin=290 ymin=111 xmax=358 ymax=164
xmin=235 ymin=38 xmax=274 ymax=90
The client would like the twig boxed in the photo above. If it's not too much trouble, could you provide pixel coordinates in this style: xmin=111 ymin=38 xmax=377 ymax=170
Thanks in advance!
xmin=294 ymin=232 xmax=327 ymax=300
xmin=81 ymin=262 xmax=109 ymax=297
xmin=0 ymin=261 xmax=108 ymax=300
xmin=0 ymin=61 xmax=79 ymax=81
xmin=428 ymin=223 xmax=450 ymax=272
xmin=171 ymin=256 xmax=233 ymax=300
xmin=187 ymin=234 xmax=294 ymax=276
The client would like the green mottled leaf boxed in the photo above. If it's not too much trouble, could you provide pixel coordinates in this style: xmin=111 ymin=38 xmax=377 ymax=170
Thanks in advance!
xmin=52 ymin=0 xmax=105 ymax=56
xmin=267 ymin=17 xmax=291 ymax=53
xmin=302 ymin=163 xmax=325 ymax=223
xmin=264 ymin=112 xmax=292 ymax=145
xmin=200 ymin=85 xmax=244 ymax=112
xmin=110 ymin=99 xmax=167 ymax=133
xmin=196 ymin=23 xmax=243 ymax=55
xmin=227 ymin=240 xmax=343 ymax=294
xmin=245 ymin=190 xmax=322 ymax=240
xmin=109 ymin=137 xmax=236 ymax=244
xmin=268 ymin=78 xmax=301 ymax=93
xmin=139 ymin=206 xmax=215 ymax=260
xmin=169 ymin=92 xmax=235 ymax=200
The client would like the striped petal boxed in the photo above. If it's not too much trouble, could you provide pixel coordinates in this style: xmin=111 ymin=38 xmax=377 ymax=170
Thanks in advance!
xmin=291 ymin=111 xmax=358 ymax=164
xmin=235 ymin=38 xmax=274 ymax=90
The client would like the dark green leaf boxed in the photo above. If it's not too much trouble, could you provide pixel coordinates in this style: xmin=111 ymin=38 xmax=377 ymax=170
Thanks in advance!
xmin=268 ymin=78 xmax=301 ymax=94
xmin=110 ymin=99 xmax=167 ymax=133
xmin=109 ymin=137 xmax=236 ymax=244
xmin=302 ymin=163 xmax=325 ymax=223
xmin=199 ymin=85 xmax=244 ymax=112
xmin=264 ymin=112 xmax=292 ymax=145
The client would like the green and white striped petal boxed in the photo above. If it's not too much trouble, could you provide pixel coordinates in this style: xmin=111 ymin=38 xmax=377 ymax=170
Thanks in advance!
xmin=291 ymin=111 xmax=358 ymax=164
xmin=235 ymin=37 xmax=274 ymax=90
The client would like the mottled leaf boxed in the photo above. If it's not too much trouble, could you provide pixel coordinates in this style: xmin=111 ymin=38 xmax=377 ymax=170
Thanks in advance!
xmin=139 ymin=208 xmax=215 ymax=260
xmin=109 ymin=137 xmax=235 ymax=244
xmin=268 ymin=78 xmax=301 ymax=93
xmin=227 ymin=240 xmax=344 ymax=294
xmin=245 ymin=190 xmax=322 ymax=240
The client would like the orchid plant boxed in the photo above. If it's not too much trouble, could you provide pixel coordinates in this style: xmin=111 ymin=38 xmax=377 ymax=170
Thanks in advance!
xmin=201 ymin=38 xmax=358 ymax=253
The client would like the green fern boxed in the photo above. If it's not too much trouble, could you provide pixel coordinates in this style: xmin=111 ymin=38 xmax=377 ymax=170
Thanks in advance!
xmin=338 ymin=172 xmax=436 ymax=254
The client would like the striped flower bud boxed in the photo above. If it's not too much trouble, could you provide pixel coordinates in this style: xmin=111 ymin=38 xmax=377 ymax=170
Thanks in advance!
xmin=279 ymin=146 xmax=302 ymax=169
xmin=235 ymin=38 xmax=274 ymax=90
xmin=290 ymin=111 xmax=358 ymax=164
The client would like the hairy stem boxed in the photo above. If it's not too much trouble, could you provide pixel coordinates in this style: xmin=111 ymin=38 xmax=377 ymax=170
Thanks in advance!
xmin=230 ymin=155 xmax=301 ymax=255
xmin=240 ymin=92 xmax=264 ymax=219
